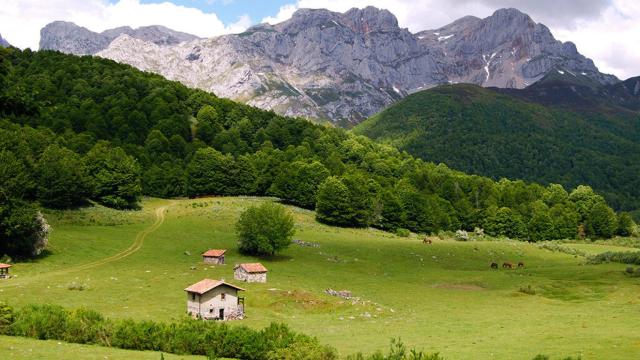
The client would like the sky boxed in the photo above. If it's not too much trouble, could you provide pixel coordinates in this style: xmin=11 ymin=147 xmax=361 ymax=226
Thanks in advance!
xmin=0 ymin=0 xmax=638 ymax=79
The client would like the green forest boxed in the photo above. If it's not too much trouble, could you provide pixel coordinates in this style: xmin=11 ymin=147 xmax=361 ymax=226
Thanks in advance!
xmin=0 ymin=48 xmax=633 ymax=258
xmin=354 ymin=84 xmax=640 ymax=217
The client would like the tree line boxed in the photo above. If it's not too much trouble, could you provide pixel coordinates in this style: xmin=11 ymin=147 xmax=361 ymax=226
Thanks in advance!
xmin=0 ymin=48 xmax=634 ymax=258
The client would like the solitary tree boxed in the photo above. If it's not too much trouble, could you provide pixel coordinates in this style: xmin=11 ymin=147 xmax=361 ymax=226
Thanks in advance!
xmin=236 ymin=202 xmax=295 ymax=256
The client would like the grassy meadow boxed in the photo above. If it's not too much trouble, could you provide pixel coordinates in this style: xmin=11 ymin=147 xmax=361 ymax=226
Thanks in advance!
xmin=1 ymin=197 xmax=639 ymax=359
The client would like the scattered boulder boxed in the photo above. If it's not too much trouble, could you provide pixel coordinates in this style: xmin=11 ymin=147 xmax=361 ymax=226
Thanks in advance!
xmin=292 ymin=239 xmax=320 ymax=248
xmin=325 ymin=288 xmax=353 ymax=299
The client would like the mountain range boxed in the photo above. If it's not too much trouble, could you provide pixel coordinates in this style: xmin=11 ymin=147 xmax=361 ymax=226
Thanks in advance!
xmin=39 ymin=21 xmax=200 ymax=55
xmin=38 ymin=7 xmax=618 ymax=125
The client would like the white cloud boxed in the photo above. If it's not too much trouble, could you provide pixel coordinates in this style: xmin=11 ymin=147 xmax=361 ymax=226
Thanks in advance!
xmin=0 ymin=0 xmax=251 ymax=50
xmin=261 ymin=4 xmax=299 ymax=26
xmin=262 ymin=0 xmax=640 ymax=79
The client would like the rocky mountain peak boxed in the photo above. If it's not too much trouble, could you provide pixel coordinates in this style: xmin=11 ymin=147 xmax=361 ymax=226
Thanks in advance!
xmin=342 ymin=6 xmax=399 ymax=32
xmin=40 ymin=21 xmax=199 ymax=55
xmin=489 ymin=8 xmax=534 ymax=25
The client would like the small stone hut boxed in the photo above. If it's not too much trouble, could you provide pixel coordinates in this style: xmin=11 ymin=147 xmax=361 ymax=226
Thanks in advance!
xmin=0 ymin=263 xmax=11 ymax=279
xmin=202 ymin=249 xmax=226 ymax=265
xmin=184 ymin=279 xmax=245 ymax=320
xmin=234 ymin=263 xmax=268 ymax=283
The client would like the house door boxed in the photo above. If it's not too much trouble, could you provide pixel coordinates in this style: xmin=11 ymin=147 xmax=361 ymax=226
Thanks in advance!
xmin=219 ymin=308 xmax=224 ymax=320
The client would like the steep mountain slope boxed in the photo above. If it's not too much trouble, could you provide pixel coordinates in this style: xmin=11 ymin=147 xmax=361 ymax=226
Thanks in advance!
xmin=39 ymin=21 xmax=199 ymax=55
xmin=353 ymin=80 xmax=640 ymax=212
xmin=90 ymin=7 xmax=616 ymax=125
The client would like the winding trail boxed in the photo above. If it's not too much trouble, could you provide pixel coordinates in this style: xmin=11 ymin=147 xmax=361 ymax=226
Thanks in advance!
xmin=0 ymin=203 xmax=171 ymax=288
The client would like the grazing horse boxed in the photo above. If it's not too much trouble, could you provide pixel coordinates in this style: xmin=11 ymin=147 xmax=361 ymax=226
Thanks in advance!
xmin=490 ymin=262 xmax=498 ymax=269
xmin=517 ymin=262 xmax=525 ymax=268
xmin=423 ymin=237 xmax=432 ymax=244
xmin=502 ymin=262 xmax=514 ymax=269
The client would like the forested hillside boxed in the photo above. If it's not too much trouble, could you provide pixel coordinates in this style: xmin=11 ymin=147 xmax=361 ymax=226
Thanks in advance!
xmin=354 ymin=83 xmax=640 ymax=216
xmin=0 ymin=48 xmax=631 ymax=257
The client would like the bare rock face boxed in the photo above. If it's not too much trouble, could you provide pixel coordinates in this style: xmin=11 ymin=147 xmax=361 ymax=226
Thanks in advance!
xmin=416 ymin=8 xmax=618 ymax=88
xmin=39 ymin=21 xmax=199 ymax=55
xmin=92 ymin=7 xmax=618 ymax=124
xmin=0 ymin=34 xmax=11 ymax=47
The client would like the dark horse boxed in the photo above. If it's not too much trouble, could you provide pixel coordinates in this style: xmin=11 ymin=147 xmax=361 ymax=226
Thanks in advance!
xmin=502 ymin=262 xmax=514 ymax=269
xmin=517 ymin=262 xmax=525 ymax=268
xmin=490 ymin=262 xmax=498 ymax=269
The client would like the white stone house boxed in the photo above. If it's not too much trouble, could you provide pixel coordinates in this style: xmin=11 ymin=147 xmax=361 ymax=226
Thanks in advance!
xmin=202 ymin=249 xmax=226 ymax=265
xmin=234 ymin=263 xmax=268 ymax=283
xmin=184 ymin=279 xmax=245 ymax=320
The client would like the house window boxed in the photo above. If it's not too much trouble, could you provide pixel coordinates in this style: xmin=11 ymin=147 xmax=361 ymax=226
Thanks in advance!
xmin=191 ymin=293 xmax=195 ymax=301
xmin=209 ymin=308 xmax=214 ymax=313
xmin=221 ymin=293 xmax=226 ymax=301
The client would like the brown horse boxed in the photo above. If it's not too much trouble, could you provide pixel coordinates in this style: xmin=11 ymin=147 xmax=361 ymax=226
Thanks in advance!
xmin=502 ymin=262 xmax=514 ymax=269
xmin=517 ymin=262 xmax=525 ymax=268
xmin=490 ymin=262 xmax=498 ymax=269
xmin=423 ymin=237 xmax=432 ymax=244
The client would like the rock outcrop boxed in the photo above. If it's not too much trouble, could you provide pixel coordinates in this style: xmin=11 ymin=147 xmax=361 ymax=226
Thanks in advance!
xmin=39 ymin=21 xmax=199 ymax=55
xmin=47 ymin=7 xmax=617 ymax=124
xmin=0 ymin=34 xmax=10 ymax=47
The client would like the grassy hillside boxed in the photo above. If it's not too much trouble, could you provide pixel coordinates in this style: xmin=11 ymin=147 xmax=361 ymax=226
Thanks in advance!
xmin=1 ymin=197 xmax=640 ymax=359
xmin=354 ymin=83 xmax=640 ymax=214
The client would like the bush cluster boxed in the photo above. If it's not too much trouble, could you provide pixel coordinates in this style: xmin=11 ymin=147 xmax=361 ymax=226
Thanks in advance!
xmin=0 ymin=303 xmax=336 ymax=360
xmin=587 ymin=251 xmax=640 ymax=265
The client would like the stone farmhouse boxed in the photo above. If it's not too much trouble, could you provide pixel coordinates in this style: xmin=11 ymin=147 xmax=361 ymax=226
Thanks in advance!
xmin=0 ymin=263 xmax=11 ymax=279
xmin=202 ymin=249 xmax=226 ymax=265
xmin=184 ymin=279 xmax=245 ymax=320
xmin=234 ymin=263 xmax=268 ymax=283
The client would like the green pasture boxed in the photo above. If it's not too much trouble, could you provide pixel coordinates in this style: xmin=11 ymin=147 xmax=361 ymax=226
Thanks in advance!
xmin=1 ymin=197 xmax=639 ymax=359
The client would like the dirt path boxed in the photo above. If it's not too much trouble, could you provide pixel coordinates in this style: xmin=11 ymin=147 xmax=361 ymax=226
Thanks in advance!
xmin=0 ymin=203 xmax=171 ymax=288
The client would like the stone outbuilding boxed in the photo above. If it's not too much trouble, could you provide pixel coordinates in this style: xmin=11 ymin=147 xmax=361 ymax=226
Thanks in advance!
xmin=0 ymin=263 xmax=11 ymax=279
xmin=202 ymin=249 xmax=226 ymax=265
xmin=184 ymin=279 xmax=245 ymax=320
xmin=234 ymin=263 xmax=268 ymax=283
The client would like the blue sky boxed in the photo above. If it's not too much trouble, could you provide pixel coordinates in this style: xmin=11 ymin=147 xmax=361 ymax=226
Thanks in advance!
xmin=134 ymin=0 xmax=290 ymax=25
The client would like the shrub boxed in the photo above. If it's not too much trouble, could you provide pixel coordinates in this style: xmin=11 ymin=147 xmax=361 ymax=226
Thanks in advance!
xmin=346 ymin=338 xmax=444 ymax=360
xmin=587 ymin=251 xmax=640 ymax=265
xmin=236 ymin=202 xmax=295 ymax=256
xmin=10 ymin=304 xmax=68 ymax=340
xmin=0 ymin=302 xmax=13 ymax=335
xmin=455 ymin=230 xmax=469 ymax=241
xmin=518 ymin=285 xmax=536 ymax=295
xmin=395 ymin=228 xmax=410 ymax=237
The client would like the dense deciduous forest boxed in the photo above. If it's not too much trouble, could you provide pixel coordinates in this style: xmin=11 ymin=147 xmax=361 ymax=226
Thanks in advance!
xmin=354 ymin=84 xmax=640 ymax=217
xmin=0 ymin=48 xmax=633 ymax=257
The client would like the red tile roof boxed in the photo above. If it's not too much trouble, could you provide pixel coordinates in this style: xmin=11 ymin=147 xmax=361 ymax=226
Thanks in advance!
xmin=202 ymin=249 xmax=226 ymax=257
xmin=0 ymin=263 xmax=11 ymax=269
xmin=237 ymin=263 xmax=268 ymax=273
xmin=184 ymin=279 xmax=244 ymax=294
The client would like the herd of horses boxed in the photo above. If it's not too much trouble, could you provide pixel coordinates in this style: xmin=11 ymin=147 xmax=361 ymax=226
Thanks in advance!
xmin=490 ymin=261 xmax=524 ymax=269
xmin=421 ymin=237 xmax=524 ymax=270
